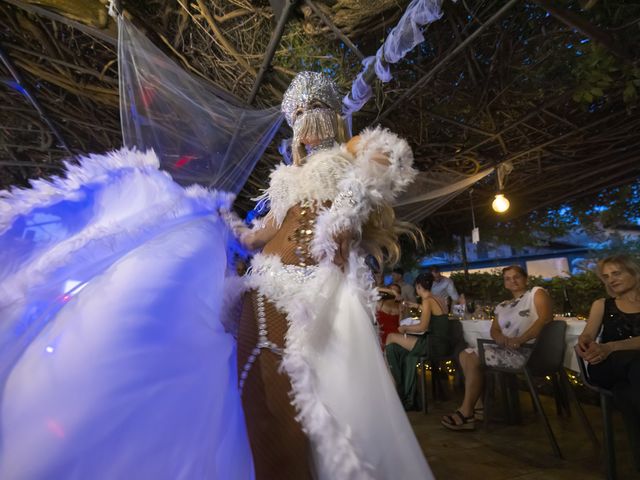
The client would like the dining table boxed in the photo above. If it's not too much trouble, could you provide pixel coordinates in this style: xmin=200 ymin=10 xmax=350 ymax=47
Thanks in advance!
xmin=460 ymin=317 xmax=586 ymax=371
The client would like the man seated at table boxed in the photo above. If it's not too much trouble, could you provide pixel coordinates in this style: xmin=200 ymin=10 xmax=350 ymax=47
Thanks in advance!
xmin=441 ymin=265 xmax=553 ymax=431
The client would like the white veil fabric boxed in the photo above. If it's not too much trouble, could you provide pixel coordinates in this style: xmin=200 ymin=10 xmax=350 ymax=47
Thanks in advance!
xmin=118 ymin=16 xmax=282 ymax=192
xmin=394 ymin=167 xmax=496 ymax=222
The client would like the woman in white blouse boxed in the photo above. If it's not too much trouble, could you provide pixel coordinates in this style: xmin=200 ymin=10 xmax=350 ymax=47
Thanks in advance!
xmin=441 ymin=265 xmax=552 ymax=431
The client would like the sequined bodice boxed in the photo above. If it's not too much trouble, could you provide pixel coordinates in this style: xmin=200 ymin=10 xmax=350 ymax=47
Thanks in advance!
xmin=602 ymin=298 xmax=640 ymax=342
xmin=262 ymin=203 xmax=323 ymax=267
xmin=239 ymin=204 xmax=323 ymax=394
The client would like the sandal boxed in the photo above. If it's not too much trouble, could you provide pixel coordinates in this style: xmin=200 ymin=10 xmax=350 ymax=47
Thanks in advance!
xmin=441 ymin=410 xmax=476 ymax=431
xmin=474 ymin=407 xmax=484 ymax=421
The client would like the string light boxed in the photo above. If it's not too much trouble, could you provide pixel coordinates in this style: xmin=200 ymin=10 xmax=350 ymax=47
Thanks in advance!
xmin=416 ymin=360 xmax=457 ymax=375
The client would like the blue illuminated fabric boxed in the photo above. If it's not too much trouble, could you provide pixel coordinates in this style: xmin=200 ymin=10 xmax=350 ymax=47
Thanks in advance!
xmin=0 ymin=150 xmax=253 ymax=479
xmin=0 ymin=14 xmax=286 ymax=478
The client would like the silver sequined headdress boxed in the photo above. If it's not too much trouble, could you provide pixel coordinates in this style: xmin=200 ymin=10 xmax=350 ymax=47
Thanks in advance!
xmin=281 ymin=72 xmax=342 ymax=127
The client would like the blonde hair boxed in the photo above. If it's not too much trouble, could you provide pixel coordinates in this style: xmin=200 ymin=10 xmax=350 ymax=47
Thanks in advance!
xmin=596 ymin=254 xmax=640 ymax=297
xmin=360 ymin=203 xmax=424 ymax=268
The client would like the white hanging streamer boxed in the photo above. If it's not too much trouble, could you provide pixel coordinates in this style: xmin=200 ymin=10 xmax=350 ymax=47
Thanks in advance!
xmin=343 ymin=0 xmax=445 ymax=114
xmin=497 ymin=161 xmax=514 ymax=191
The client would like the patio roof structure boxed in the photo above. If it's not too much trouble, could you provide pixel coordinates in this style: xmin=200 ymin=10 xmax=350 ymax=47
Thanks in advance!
xmin=0 ymin=0 xmax=638 ymax=236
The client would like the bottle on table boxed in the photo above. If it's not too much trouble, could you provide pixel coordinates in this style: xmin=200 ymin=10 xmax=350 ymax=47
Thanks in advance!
xmin=562 ymin=286 xmax=573 ymax=318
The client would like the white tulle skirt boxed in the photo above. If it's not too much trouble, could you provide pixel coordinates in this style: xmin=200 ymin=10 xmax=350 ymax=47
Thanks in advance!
xmin=0 ymin=150 xmax=253 ymax=479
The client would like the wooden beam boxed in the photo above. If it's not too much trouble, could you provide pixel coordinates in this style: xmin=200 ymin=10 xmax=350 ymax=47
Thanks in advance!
xmin=0 ymin=160 xmax=63 ymax=170
xmin=0 ymin=44 xmax=72 ymax=153
xmin=247 ymin=0 xmax=297 ymax=104
xmin=421 ymin=109 xmax=496 ymax=137
xmin=456 ymin=94 xmax=571 ymax=158
xmin=501 ymin=111 xmax=625 ymax=165
xmin=303 ymin=0 xmax=364 ymax=61
xmin=3 ymin=0 xmax=117 ymax=45
xmin=515 ymin=158 xmax=640 ymax=216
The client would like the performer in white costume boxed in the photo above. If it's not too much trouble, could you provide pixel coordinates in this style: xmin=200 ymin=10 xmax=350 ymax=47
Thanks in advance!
xmin=0 ymin=11 xmax=432 ymax=477
xmin=235 ymin=72 xmax=433 ymax=479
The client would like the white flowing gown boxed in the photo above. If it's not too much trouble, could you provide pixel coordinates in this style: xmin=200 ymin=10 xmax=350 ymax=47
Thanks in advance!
xmin=0 ymin=149 xmax=253 ymax=479
xmin=245 ymin=126 xmax=434 ymax=479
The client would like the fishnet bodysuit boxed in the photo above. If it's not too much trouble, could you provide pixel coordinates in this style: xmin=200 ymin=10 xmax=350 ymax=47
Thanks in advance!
xmin=237 ymin=203 xmax=320 ymax=479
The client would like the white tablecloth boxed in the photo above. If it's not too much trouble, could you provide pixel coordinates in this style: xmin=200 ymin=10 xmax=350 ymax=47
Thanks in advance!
xmin=461 ymin=318 xmax=585 ymax=371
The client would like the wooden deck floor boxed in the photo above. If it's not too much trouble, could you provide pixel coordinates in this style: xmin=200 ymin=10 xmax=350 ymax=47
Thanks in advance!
xmin=409 ymin=386 xmax=639 ymax=479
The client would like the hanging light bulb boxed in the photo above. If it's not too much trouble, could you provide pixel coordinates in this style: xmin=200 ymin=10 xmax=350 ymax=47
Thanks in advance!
xmin=492 ymin=162 xmax=513 ymax=214
xmin=492 ymin=193 xmax=510 ymax=213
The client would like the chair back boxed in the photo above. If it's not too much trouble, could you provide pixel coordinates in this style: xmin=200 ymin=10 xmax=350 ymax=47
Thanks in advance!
xmin=527 ymin=320 xmax=567 ymax=375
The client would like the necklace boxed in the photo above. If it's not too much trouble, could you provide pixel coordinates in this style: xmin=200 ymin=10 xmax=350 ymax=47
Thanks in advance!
xmin=306 ymin=138 xmax=335 ymax=156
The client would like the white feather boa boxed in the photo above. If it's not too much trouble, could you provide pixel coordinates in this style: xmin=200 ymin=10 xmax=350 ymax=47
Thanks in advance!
xmin=310 ymin=127 xmax=416 ymax=262
xmin=256 ymin=126 xmax=416 ymax=263
xmin=254 ymin=146 xmax=351 ymax=226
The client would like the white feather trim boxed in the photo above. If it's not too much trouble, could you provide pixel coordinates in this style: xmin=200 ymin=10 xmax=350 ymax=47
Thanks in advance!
xmin=0 ymin=149 xmax=234 ymax=234
xmin=310 ymin=127 xmax=417 ymax=262
xmin=254 ymin=148 xmax=352 ymax=227
xmin=354 ymin=126 xmax=417 ymax=196
xmin=0 ymin=148 xmax=232 ymax=307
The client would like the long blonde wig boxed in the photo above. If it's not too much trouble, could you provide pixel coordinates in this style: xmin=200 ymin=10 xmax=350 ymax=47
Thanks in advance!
xmin=360 ymin=203 xmax=424 ymax=268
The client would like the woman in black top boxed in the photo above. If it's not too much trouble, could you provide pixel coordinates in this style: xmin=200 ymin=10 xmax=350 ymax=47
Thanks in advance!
xmin=577 ymin=254 xmax=640 ymax=463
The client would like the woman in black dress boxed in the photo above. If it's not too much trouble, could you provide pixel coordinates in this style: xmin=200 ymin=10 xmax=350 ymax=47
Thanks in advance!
xmin=577 ymin=254 xmax=640 ymax=463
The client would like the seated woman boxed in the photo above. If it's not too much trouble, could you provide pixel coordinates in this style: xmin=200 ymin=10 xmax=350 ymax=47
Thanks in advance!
xmin=577 ymin=254 xmax=640 ymax=461
xmin=385 ymin=272 xmax=449 ymax=410
xmin=442 ymin=265 xmax=552 ymax=430
xmin=377 ymin=283 xmax=402 ymax=345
